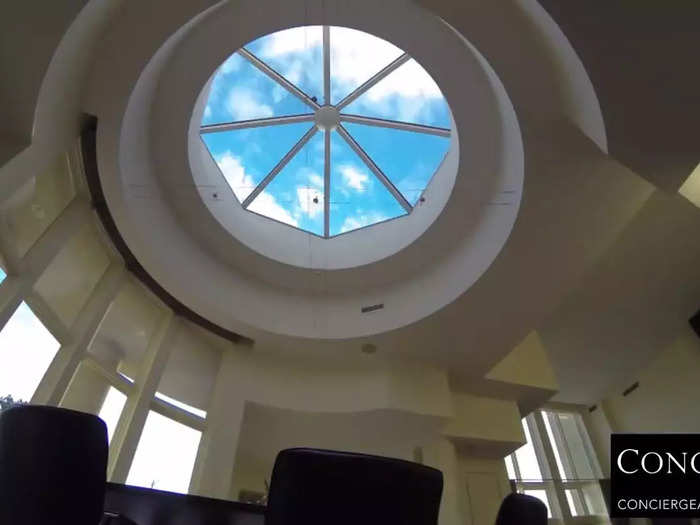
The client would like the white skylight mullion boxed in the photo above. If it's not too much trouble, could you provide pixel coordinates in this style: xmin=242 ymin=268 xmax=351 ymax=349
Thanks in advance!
xmin=200 ymin=114 xmax=315 ymax=134
xmin=336 ymin=124 xmax=412 ymax=213
xmin=238 ymin=48 xmax=320 ymax=110
xmin=339 ymin=114 xmax=451 ymax=138
xmin=323 ymin=26 xmax=331 ymax=105
xmin=335 ymin=53 xmax=411 ymax=111
xmin=323 ymin=130 xmax=331 ymax=238
xmin=241 ymin=126 xmax=318 ymax=208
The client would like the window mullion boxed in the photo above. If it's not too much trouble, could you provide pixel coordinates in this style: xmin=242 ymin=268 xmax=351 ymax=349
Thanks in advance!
xmin=531 ymin=412 xmax=568 ymax=520
xmin=241 ymin=126 xmax=317 ymax=208
xmin=323 ymin=130 xmax=331 ymax=237
xmin=323 ymin=26 xmax=331 ymax=105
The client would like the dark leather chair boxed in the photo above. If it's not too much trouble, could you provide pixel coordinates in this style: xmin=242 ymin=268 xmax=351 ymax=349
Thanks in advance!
xmin=495 ymin=493 xmax=548 ymax=525
xmin=0 ymin=405 xmax=108 ymax=525
xmin=266 ymin=448 xmax=443 ymax=525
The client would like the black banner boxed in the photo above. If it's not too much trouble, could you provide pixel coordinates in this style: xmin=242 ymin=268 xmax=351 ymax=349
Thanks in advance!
xmin=611 ymin=434 xmax=700 ymax=518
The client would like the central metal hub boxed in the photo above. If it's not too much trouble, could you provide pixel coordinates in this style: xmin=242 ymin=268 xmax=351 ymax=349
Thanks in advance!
xmin=314 ymin=105 xmax=340 ymax=132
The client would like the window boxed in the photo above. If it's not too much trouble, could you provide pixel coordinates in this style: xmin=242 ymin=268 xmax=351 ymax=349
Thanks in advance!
xmin=98 ymin=387 xmax=127 ymax=443
xmin=126 ymin=410 xmax=201 ymax=494
xmin=155 ymin=391 xmax=207 ymax=419
xmin=0 ymin=301 xmax=60 ymax=401
xmin=505 ymin=410 xmax=607 ymax=520
xmin=200 ymin=25 xmax=451 ymax=237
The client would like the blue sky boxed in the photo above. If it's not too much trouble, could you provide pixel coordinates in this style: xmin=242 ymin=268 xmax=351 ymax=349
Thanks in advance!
xmin=201 ymin=26 xmax=450 ymax=236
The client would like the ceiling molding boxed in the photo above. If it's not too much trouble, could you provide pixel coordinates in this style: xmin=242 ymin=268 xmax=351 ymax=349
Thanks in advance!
xmin=80 ymin=116 xmax=254 ymax=347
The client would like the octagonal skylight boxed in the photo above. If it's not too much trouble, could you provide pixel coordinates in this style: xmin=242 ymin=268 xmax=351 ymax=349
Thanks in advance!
xmin=200 ymin=26 xmax=451 ymax=238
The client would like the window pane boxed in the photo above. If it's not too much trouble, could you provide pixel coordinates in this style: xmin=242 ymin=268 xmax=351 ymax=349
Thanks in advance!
xmin=504 ymin=455 xmax=516 ymax=480
xmin=342 ymin=122 xmax=450 ymax=205
xmin=0 ymin=302 xmax=60 ymax=401
xmin=0 ymin=267 xmax=6 ymax=284
xmin=514 ymin=418 xmax=542 ymax=481
xmin=329 ymin=131 xmax=406 ymax=236
xmin=543 ymin=411 xmax=570 ymax=479
xmin=343 ymin=58 xmax=451 ymax=129
xmin=582 ymin=483 xmax=608 ymax=515
xmin=98 ymin=387 xmax=127 ymax=443
xmin=565 ymin=489 xmax=584 ymax=517
xmin=523 ymin=489 xmax=552 ymax=518
xmin=245 ymin=26 xmax=324 ymax=105
xmin=558 ymin=413 xmax=595 ymax=479
xmin=127 ymin=411 xmax=201 ymax=494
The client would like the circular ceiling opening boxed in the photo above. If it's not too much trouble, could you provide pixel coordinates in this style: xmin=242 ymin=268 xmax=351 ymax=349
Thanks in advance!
xmin=198 ymin=25 xmax=453 ymax=239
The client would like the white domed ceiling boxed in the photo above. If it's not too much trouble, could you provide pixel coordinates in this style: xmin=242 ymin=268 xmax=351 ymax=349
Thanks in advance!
xmin=87 ymin=0 xmax=606 ymax=351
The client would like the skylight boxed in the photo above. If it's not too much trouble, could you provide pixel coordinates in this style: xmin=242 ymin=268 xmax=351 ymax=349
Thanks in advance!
xmin=200 ymin=26 xmax=451 ymax=237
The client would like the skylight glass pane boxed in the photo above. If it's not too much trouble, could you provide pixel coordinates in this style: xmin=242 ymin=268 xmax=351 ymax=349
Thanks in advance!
xmin=127 ymin=411 xmax=201 ymax=494
xmin=245 ymin=26 xmax=323 ymax=104
xmin=329 ymin=131 xmax=406 ymax=236
xmin=343 ymin=123 xmax=449 ymax=205
xmin=155 ymin=391 xmax=207 ymax=419
xmin=514 ymin=418 xmax=543 ymax=481
xmin=202 ymin=52 xmax=310 ymax=126
xmin=329 ymin=27 xmax=403 ymax=105
xmin=248 ymin=131 xmax=325 ymax=236
xmin=202 ymin=123 xmax=314 ymax=202
xmin=343 ymin=58 xmax=451 ymax=128
xmin=0 ymin=302 xmax=60 ymax=401
xmin=98 ymin=387 xmax=127 ymax=443
xmin=0 ymin=266 xmax=6 ymax=284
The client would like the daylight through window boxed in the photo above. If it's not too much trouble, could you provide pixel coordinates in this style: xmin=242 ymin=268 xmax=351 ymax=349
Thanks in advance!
xmin=0 ymin=299 xmax=60 ymax=402
xmin=201 ymin=26 xmax=452 ymax=237
xmin=505 ymin=410 xmax=607 ymax=520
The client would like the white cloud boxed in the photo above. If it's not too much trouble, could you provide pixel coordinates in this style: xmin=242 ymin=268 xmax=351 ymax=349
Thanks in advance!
xmin=216 ymin=152 xmax=298 ymax=227
xmin=340 ymin=212 xmax=387 ymax=233
xmin=259 ymin=26 xmax=323 ymax=58
xmin=226 ymin=88 xmax=273 ymax=121
xmin=329 ymin=28 xmax=441 ymax=104
xmin=340 ymin=164 xmax=369 ymax=192
xmin=248 ymin=192 xmax=298 ymax=227
xmin=216 ymin=152 xmax=256 ymax=201
xmin=308 ymin=173 xmax=324 ymax=188
xmin=296 ymin=187 xmax=323 ymax=218
xmin=203 ymin=105 xmax=212 ymax=120
xmin=219 ymin=53 xmax=243 ymax=74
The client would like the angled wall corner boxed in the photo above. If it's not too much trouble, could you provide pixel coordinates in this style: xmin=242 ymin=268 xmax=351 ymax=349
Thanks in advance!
xmin=486 ymin=331 xmax=558 ymax=392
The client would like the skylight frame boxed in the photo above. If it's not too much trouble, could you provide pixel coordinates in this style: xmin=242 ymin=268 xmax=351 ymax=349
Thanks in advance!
xmin=199 ymin=25 xmax=452 ymax=239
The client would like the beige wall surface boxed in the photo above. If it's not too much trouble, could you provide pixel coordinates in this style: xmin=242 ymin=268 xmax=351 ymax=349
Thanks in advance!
xmin=602 ymin=324 xmax=700 ymax=434
xmin=585 ymin=323 xmax=700 ymax=477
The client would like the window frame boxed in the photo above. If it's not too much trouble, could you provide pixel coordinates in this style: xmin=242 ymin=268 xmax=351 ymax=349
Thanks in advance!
xmin=506 ymin=409 xmax=607 ymax=522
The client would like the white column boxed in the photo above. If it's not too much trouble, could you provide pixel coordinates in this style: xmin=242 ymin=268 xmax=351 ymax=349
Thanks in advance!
xmin=107 ymin=311 xmax=179 ymax=483
xmin=189 ymin=349 xmax=247 ymax=499
xmin=423 ymin=438 xmax=467 ymax=525
xmin=0 ymin=276 xmax=29 ymax=330
xmin=31 ymin=263 xmax=126 ymax=405
xmin=0 ymin=198 xmax=89 ymax=331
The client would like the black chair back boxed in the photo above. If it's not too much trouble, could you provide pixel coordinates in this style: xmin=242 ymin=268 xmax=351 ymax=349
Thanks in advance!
xmin=266 ymin=448 xmax=443 ymax=525
xmin=0 ymin=405 xmax=108 ymax=525
xmin=495 ymin=493 xmax=548 ymax=525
